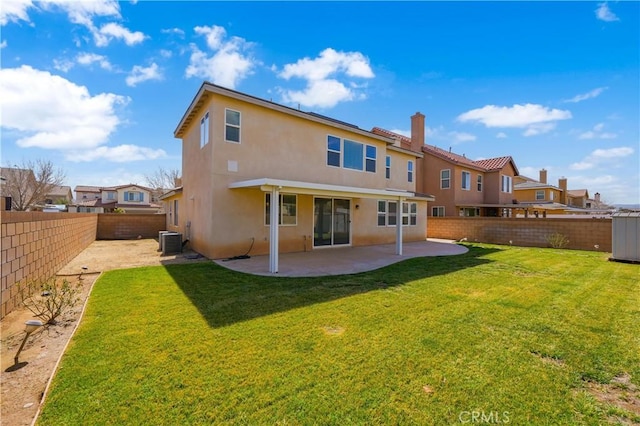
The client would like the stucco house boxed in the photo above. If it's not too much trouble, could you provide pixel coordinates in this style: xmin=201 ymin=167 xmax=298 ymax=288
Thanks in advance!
xmin=44 ymin=185 xmax=73 ymax=205
xmin=372 ymin=125 xmax=520 ymax=218
xmin=172 ymin=82 xmax=434 ymax=272
xmin=70 ymin=184 xmax=161 ymax=213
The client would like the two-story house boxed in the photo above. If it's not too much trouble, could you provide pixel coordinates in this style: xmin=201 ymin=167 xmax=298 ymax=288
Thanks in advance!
xmin=172 ymin=83 xmax=434 ymax=272
xmin=372 ymin=123 xmax=520 ymax=218
xmin=70 ymin=184 xmax=161 ymax=213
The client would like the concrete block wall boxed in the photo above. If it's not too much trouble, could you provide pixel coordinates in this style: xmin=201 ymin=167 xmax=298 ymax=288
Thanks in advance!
xmin=1 ymin=212 xmax=97 ymax=318
xmin=427 ymin=217 xmax=612 ymax=252
xmin=97 ymin=214 xmax=166 ymax=240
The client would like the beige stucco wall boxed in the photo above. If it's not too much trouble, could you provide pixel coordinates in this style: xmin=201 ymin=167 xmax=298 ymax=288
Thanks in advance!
xmin=179 ymin=90 xmax=426 ymax=259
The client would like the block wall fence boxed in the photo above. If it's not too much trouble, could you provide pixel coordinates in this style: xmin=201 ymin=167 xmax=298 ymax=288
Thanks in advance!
xmin=1 ymin=212 xmax=98 ymax=318
xmin=1 ymin=213 xmax=166 ymax=319
xmin=427 ymin=217 xmax=612 ymax=252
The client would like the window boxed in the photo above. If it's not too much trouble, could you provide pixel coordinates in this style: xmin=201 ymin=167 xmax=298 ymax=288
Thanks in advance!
xmin=326 ymin=135 xmax=376 ymax=173
xmin=343 ymin=139 xmax=364 ymax=170
xmin=124 ymin=191 xmax=143 ymax=202
xmin=385 ymin=156 xmax=391 ymax=179
xmin=173 ymin=200 xmax=179 ymax=226
xmin=327 ymin=135 xmax=341 ymax=167
xmin=365 ymin=145 xmax=376 ymax=173
xmin=408 ymin=161 xmax=414 ymax=183
xmin=225 ymin=109 xmax=240 ymax=143
xmin=378 ymin=201 xmax=417 ymax=226
xmin=550 ymin=191 xmax=554 ymax=201
xmin=441 ymin=169 xmax=450 ymax=189
xmin=477 ymin=175 xmax=483 ymax=192
xmin=377 ymin=201 xmax=386 ymax=226
xmin=461 ymin=171 xmax=471 ymax=190
xmin=432 ymin=206 xmax=445 ymax=217
xmin=536 ymin=190 xmax=545 ymax=200
xmin=265 ymin=193 xmax=297 ymax=226
xmin=460 ymin=207 xmax=480 ymax=217
xmin=106 ymin=191 xmax=115 ymax=200
xmin=501 ymin=175 xmax=512 ymax=193
xmin=200 ymin=112 xmax=209 ymax=148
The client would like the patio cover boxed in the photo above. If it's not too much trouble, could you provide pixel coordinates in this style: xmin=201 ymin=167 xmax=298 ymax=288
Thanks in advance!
xmin=230 ymin=178 xmax=434 ymax=273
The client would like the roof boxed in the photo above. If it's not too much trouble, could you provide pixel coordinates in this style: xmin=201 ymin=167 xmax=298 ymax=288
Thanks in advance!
xmin=74 ymin=185 xmax=102 ymax=193
xmin=75 ymin=184 xmax=153 ymax=193
xmin=567 ymin=189 xmax=588 ymax=198
xmin=47 ymin=185 xmax=72 ymax=197
xmin=159 ymin=187 xmax=183 ymax=200
xmin=175 ymin=82 xmax=394 ymax=145
xmin=514 ymin=181 xmax=561 ymax=190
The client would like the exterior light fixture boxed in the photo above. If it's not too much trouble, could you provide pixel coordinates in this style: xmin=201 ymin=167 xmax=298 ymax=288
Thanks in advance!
xmin=6 ymin=320 xmax=43 ymax=372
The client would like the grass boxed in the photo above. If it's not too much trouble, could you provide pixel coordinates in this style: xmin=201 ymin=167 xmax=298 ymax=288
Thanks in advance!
xmin=37 ymin=244 xmax=639 ymax=425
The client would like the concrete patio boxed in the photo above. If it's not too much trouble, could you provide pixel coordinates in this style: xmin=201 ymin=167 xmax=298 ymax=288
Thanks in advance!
xmin=214 ymin=238 xmax=468 ymax=277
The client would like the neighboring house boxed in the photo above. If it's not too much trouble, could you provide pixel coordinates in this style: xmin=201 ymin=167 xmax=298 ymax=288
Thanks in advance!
xmin=45 ymin=185 xmax=73 ymax=204
xmin=567 ymin=189 xmax=589 ymax=208
xmin=173 ymin=82 xmax=434 ymax=272
xmin=372 ymin=125 xmax=520 ymax=217
xmin=69 ymin=184 xmax=162 ymax=213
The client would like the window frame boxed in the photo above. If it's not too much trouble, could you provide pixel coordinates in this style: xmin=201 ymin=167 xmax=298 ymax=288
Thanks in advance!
xmin=327 ymin=135 xmax=341 ymax=168
xmin=343 ymin=139 xmax=364 ymax=171
xmin=440 ymin=169 xmax=451 ymax=189
xmin=173 ymin=199 xmax=179 ymax=226
xmin=432 ymin=206 xmax=445 ymax=217
xmin=385 ymin=156 xmax=391 ymax=179
xmin=200 ymin=111 xmax=209 ymax=148
xmin=461 ymin=171 xmax=471 ymax=191
xmin=378 ymin=200 xmax=417 ymax=226
xmin=408 ymin=160 xmax=414 ymax=183
xmin=224 ymin=108 xmax=241 ymax=143
xmin=365 ymin=145 xmax=377 ymax=173
xmin=265 ymin=193 xmax=297 ymax=226
xmin=501 ymin=175 xmax=513 ymax=193
xmin=477 ymin=175 xmax=483 ymax=192
xmin=535 ymin=190 xmax=545 ymax=200
xmin=326 ymin=135 xmax=377 ymax=173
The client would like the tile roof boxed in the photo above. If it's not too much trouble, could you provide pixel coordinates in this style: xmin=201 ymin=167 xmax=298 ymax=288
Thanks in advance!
xmin=567 ymin=189 xmax=588 ymax=197
xmin=514 ymin=181 xmax=560 ymax=190
xmin=371 ymin=127 xmax=518 ymax=174
xmin=74 ymin=185 xmax=101 ymax=192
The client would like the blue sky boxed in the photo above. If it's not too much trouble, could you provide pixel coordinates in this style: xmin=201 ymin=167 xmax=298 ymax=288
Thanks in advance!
xmin=1 ymin=1 xmax=638 ymax=204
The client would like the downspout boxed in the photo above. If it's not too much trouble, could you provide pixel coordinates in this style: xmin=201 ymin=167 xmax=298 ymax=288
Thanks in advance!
xmin=269 ymin=186 xmax=280 ymax=273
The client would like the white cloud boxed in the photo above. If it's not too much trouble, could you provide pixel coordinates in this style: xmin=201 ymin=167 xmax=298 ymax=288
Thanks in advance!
xmin=185 ymin=25 xmax=255 ymax=89
xmin=389 ymin=129 xmax=411 ymax=138
xmin=563 ymin=87 xmax=608 ymax=103
xmin=1 ymin=0 xmax=34 ymax=25
xmin=126 ymin=63 xmax=162 ymax=87
xmin=53 ymin=58 xmax=74 ymax=72
xmin=77 ymin=52 xmax=112 ymax=70
xmin=570 ymin=146 xmax=634 ymax=170
xmin=161 ymin=27 xmax=185 ymax=37
xmin=457 ymin=103 xmax=572 ymax=137
xmin=496 ymin=132 xmax=507 ymax=138
xmin=38 ymin=0 xmax=121 ymax=27
xmin=278 ymin=48 xmax=374 ymax=109
xmin=159 ymin=49 xmax=173 ymax=58
xmin=67 ymin=145 xmax=167 ymax=162
xmin=94 ymin=22 xmax=146 ymax=47
xmin=578 ymin=122 xmax=617 ymax=140
xmin=448 ymin=131 xmax=476 ymax=143
xmin=0 ymin=65 xmax=126 ymax=150
xmin=595 ymin=2 xmax=619 ymax=22
xmin=1 ymin=40 xmax=7 ymax=49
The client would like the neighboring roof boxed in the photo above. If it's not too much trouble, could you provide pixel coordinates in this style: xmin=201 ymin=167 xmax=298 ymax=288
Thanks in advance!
xmin=112 ymin=183 xmax=154 ymax=192
xmin=75 ymin=185 xmax=101 ymax=193
xmin=514 ymin=181 xmax=561 ymax=190
xmin=567 ymin=189 xmax=589 ymax=198
xmin=159 ymin=187 xmax=183 ymax=200
xmin=371 ymin=128 xmax=518 ymax=174
xmin=175 ymin=82 xmax=394 ymax=146
xmin=47 ymin=185 xmax=72 ymax=197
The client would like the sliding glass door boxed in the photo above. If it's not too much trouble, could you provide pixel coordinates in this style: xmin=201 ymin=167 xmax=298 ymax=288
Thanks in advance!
xmin=313 ymin=198 xmax=350 ymax=247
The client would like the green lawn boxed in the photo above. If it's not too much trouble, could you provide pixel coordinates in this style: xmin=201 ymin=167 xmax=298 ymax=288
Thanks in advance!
xmin=37 ymin=244 xmax=639 ymax=425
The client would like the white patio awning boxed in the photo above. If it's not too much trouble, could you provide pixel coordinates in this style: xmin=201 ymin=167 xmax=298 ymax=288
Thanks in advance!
xmin=229 ymin=178 xmax=434 ymax=273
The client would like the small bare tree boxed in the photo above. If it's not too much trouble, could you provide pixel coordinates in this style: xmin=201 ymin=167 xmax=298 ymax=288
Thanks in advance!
xmin=144 ymin=167 xmax=181 ymax=190
xmin=1 ymin=159 xmax=66 ymax=211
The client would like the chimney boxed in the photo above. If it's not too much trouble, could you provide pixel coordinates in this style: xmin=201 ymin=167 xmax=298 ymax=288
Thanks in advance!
xmin=539 ymin=168 xmax=547 ymax=184
xmin=595 ymin=192 xmax=601 ymax=204
xmin=558 ymin=177 xmax=567 ymax=205
xmin=393 ymin=136 xmax=402 ymax=147
xmin=410 ymin=112 xmax=425 ymax=153
xmin=174 ymin=177 xmax=182 ymax=187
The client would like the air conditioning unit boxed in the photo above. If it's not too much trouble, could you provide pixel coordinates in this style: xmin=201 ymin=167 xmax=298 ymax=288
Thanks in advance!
xmin=159 ymin=231 xmax=170 ymax=251
xmin=161 ymin=232 xmax=182 ymax=255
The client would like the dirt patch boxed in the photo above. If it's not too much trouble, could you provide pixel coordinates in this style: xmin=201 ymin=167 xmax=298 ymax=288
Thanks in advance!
xmin=585 ymin=373 xmax=640 ymax=424
xmin=0 ymin=239 xmax=208 ymax=426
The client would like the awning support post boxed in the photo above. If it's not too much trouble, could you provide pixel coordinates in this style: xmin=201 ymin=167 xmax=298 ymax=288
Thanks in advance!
xmin=396 ymin=197 xmax=404 ymax=255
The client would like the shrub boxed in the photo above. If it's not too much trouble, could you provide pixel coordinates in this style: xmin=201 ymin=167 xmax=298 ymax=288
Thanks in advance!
xmin=21 ymin=277 xmax=83 ymax=325
xmin=546 ymin=232 xmax=569 ymax=249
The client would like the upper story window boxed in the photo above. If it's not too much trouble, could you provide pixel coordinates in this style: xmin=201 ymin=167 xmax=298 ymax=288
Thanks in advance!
xmin=106 ymin=191 xmax=116 ymax=200
xmin=550 ymin=191 xmax=555 ymax=201
xmin=441 ymin=169 xmax=450 ymax=189
xmin=326 ymin=135 xmax=376 ymax=173
xmin=385 ymin=156 xmax=391 ymax=179
xmin=225 ymin=109 xmax=241 ymax=143
xmin=477 ymin=175 xmax=483 ymax=192
xmin=501 ymin=175 xmax=512 ymax=193
xmin=365 ymin=145 xmax=377 ymax=173
xmin=461 ymin=171 xmax=471 ymax=190
xmin=536 ymin=190 xmax=545 ymax=200
xmin=124 ymin=191 xmax=144 ymax=202
xmin=200 ymin=112 xmax=209 ymax=148
xmin=408 ymin=161 xmax=414 ymax=183
xmin=173 ymin=200 xmax=179 ymax=226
